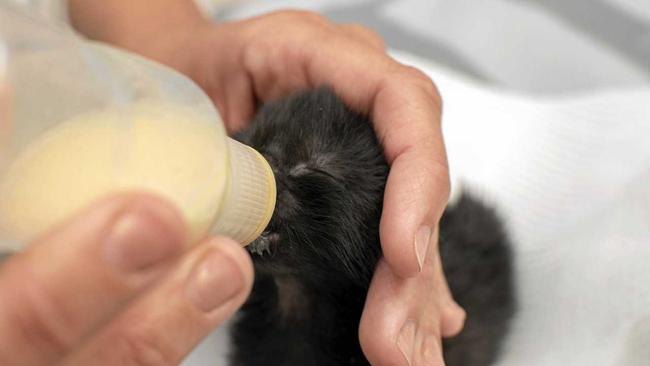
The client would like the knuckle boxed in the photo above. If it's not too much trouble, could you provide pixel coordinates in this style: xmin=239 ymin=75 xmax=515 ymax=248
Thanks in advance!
xmin=243 ymin=11 xmax=330 ymax=67
xmin=10 ymin=299 xmax=71 ymax=356
xmin=241 ymin=37 xmax=266 ymax=73
xmin=0 ymin=264 xmax=74 ymax=356
xmin=401 ymin=66 xmax=443 ymax=108
xmin=269 ymin=9 xmax=328 ymax=26
xmin=351 ymin=24 xmax=385 ymax=48
xmin=401 ymin=65 xmax=429 ymax=82
xmin=115 ymin=327 xmax=174 ymax=366
xmin=446 ymin=303 xmax=467 ymax=329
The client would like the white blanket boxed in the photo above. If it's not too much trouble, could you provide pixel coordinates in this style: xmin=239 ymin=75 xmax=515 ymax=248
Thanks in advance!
xmin=396 ymin=51 xmax=650 ymax=366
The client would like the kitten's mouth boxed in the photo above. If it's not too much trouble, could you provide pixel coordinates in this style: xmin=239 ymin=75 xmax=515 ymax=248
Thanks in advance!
xmin=248 ymin=231 xmax=280 ymax=257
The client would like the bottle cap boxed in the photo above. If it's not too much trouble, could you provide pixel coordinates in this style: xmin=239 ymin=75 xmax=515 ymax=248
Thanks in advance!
xmin=210 ymin=138 xmax=276 ymax=245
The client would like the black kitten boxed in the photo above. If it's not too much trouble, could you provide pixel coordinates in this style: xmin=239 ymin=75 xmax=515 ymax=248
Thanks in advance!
xmin=231 ymin=88 xmax=515 ymax=366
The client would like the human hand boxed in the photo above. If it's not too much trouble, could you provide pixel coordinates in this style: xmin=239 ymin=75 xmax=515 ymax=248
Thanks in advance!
xmin=0 ymin=193 xmax=253 ymax=365
xmin=158 ymin=13 xmax=465 ymax=365
xmin=69 ymin=3 xmax=466 ymax=364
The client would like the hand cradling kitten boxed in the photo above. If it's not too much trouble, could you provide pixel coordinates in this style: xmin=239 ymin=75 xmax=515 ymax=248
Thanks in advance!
xmin=231 ymin=88 xmax=515 ymax=366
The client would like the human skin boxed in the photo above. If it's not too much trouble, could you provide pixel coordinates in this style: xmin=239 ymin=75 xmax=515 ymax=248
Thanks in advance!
xmin=67 ymin=1 xmax=466 ymax=365
xmin=0 ymin=193 xmax=254 ymax=365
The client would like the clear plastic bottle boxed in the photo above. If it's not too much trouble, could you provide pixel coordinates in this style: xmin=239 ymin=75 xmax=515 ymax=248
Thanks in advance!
xmin=0 ymin=4 xmax=276 ymax=251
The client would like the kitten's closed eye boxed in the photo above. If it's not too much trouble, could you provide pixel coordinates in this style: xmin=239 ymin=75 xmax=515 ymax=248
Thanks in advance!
xmin=289 ymin=162 xmax=340 ymax=183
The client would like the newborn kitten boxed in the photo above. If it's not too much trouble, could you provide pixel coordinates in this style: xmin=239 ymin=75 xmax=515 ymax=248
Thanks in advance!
xmin=231 ymin=88 xmax=515 ymax=366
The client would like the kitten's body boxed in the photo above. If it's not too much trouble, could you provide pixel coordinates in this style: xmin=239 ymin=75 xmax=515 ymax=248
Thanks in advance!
xmin=232 ymin=89 xmax=514 ymax=366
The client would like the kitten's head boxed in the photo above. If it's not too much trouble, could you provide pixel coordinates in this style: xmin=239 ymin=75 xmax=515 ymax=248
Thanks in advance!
xmin=234 ymin=88 xmax=387 ymax=286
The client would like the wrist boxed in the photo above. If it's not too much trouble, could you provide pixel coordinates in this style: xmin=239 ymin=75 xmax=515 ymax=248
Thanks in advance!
xmin=68 ymin=0 xmax=211 ymax=69
xmin=127 ymin=20 xmax=214 ymax=76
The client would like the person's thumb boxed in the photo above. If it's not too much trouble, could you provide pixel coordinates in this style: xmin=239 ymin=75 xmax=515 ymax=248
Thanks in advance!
xmin=62 ymin=236 xmax=254 ymax=366
xmin=0 ymin=193 xmax=188 ymax=366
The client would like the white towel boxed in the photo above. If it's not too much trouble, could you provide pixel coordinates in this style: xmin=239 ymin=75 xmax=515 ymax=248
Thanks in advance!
xmin=391 ymin=50 xmax=650 ymax=366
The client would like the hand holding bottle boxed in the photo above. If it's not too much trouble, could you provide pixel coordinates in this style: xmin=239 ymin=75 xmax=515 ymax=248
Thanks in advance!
xmin=0 ymin=193 xmax=253 ymax=365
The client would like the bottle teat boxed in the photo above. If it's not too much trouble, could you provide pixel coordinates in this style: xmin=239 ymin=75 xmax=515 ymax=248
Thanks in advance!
xmin=211 ymin=139 xmax=276 ymax=245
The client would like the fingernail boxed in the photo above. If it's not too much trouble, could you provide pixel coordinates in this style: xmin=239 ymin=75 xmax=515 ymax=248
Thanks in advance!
xmin=105 ymin=204 xmax=184 ymax=272
xmin=415 ymin=225 xmax=431 ymax=271
xmin=188 ymin=249 xmax=244 ymax=313
xmin=397 ymin=320 xmax=416 ymax=366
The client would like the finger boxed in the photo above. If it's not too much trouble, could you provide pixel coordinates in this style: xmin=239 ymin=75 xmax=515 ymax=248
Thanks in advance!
xmin=374 ymin=74 xmax=450 ymax=277
xmin=440 ymin=302 xmax=466 ymax=338
xmin=425 ymin=234 xmax=465 ymax=338
xmin=0 ymin=193 xmax=188 ymax=366
xmin=360 ymin=260 xmax=413 ymax=366
xmin=337 ymin=23 xmax=385 ymax=51
xmin=63 ymin=236 xmax=253 ymax=366
xmin=360 ymin=259 xmax=447 ymax=366
xmin=206 ymin=59 xmax=257 ymax=134
xmin=395 ymin=320 xmax=445 ymax=366
xmin=239 ymin=12 xmax=363 ymax=102
xmin=221 ymin=72 xmax=257 ymax=133
xmin=240 ymin=16 xmax=449 ymax=276
xmin=360 ymin=262 xmax=448 ymax=366
xmin=361 ymin=239 xmax=462 ymax=366
xmin=303 ymin=40 xmax=450 ymax=277
xmin=241 ymin=31 xmax=313 ymax=102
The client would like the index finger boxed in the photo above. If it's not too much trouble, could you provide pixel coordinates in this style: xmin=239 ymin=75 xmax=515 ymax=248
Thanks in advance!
xmin=303 ymin=40 xmax=450 ymax=278
xmin=373 ymin=69 xmax=450 ymax=277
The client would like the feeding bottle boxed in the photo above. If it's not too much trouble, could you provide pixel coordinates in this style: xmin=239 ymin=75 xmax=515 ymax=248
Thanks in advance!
xmin=0 ymin=4 xmax=276 ymax=251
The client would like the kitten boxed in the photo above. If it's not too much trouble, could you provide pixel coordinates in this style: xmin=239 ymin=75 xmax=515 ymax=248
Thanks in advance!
xmin=231 ymin=88 xmax=515 ymax=366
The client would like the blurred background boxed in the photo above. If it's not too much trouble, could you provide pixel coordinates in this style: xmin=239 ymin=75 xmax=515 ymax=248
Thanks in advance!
xmin=213 ymin=0 xmax=650 ymax=94
xmin=13 ymin=0 xmax=650 ymax=92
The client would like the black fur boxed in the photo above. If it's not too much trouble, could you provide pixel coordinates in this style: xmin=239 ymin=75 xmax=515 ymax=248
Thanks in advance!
xmin=231 ymin=88 xmax=515 ymax=366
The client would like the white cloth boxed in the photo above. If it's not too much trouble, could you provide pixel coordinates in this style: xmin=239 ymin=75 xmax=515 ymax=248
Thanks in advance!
xmin=395 ymin=51 xmax=650 ymax=366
